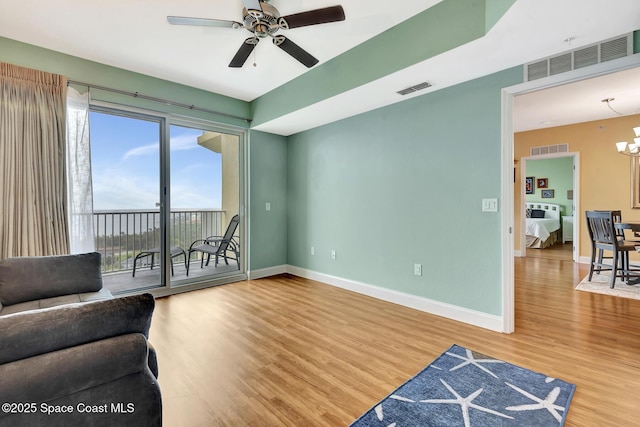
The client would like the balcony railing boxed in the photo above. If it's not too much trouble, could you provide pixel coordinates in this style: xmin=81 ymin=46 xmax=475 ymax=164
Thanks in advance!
xmin=93 ymin=209 xmax=225 ymax=274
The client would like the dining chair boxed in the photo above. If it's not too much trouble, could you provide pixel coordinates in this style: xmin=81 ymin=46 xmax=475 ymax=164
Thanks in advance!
xmin=594 ymin=210 xmax=640 ymax=268
xmin=585 ymin=210 xmax=639 ymax=288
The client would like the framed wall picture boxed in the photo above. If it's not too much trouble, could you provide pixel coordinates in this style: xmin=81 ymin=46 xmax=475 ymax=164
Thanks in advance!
xmin=525 ymin=177 xmax=534 ymax=194
xmin=537 ymin=178 xmax=548 ymax=188
xmin=541 ymin=189 xmax=554 ymax=198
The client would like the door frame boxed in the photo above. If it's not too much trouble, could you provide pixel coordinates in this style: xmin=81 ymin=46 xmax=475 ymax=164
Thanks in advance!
xmin=500 ymin=53 xmax=640 ymax=333
xmin=519 ymin=153 xmax=580 ymax=262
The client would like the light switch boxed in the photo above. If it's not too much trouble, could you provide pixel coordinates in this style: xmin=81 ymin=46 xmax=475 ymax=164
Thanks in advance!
xmin=482 ymin=198 xmax=498 ymax=212
xmin=265 ymin=202 xmax=271 ymax=211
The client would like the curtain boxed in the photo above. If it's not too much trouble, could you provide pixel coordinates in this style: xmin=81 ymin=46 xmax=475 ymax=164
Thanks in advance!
xmin=0 ymin=62 xmax=69 ymax=259
xmin=66 ymin=87 xmax=95 ymax=254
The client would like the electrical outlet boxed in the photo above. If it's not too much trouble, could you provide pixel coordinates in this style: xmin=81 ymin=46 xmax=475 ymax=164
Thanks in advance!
xmin=331 ymin=250 xmax=336 ymax=260
xmin=311 ymin=246 xmax=315 ymax=256
xmin=414 ymin=263 xmax=422 ymax=276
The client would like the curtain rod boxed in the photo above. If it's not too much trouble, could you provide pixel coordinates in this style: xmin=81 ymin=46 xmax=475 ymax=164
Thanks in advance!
xmin=68 ymin=80 xmax=252 ymax=123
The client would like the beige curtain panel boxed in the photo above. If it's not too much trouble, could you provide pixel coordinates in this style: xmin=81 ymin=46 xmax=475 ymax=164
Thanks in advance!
xmin=0 ymin=62 xmax=70 ymax=259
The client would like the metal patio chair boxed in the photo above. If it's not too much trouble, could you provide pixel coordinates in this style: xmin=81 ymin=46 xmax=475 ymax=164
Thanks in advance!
xmin=132 ymin=246 xmax=186 ymax=277
xmin=186 ymin=214 xmax=240 ymax=276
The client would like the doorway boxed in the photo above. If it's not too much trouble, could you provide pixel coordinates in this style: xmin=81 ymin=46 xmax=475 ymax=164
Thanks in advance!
xmin=519 ymin=154 xmax=578 ymax=262
xmin=500 ymin=55 xmax=640 ymax=333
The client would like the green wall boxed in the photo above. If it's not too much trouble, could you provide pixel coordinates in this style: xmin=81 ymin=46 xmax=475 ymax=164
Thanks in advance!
xmin=0 ymin=30 xmax=526 ymax=317
xmin=286 ymin=67 xmax=523 ymax=316
xmin=248 ymin=131 xmax=288 ymax=270
xmin=0 ymin=37 xmax=250 ymax=128
xmin=525 ymin=157 xmax=574 ymax=217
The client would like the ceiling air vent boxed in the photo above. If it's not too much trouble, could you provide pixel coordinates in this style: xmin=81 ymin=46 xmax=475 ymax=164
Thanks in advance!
xmin=397 ymin=81 xmax=432 ymax=95
xmin=530 ymin=144 xmax=569 ymax=156
xmin=573 ymin=45 xmax=598 ymax=69
xmin=549 ymin=53 xmax=572 ymax=76
xmin=601 ymin=36 xmax=629 ymax=62
xmin=524 ymin=33 xmax=632 ymax=81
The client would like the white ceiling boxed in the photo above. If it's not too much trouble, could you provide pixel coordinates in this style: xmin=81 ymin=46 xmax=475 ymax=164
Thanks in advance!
xmin=514 ymin=66 xmax=640 ymax=132
xmin=0 ymin=0 xmax=639 ymax=135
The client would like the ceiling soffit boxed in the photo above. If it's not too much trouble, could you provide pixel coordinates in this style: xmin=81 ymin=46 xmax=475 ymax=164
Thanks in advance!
xmin=250 ymin=0 xmax=515 ymax=128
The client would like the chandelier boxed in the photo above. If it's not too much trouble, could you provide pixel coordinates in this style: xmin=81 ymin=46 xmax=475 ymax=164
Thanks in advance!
xmin=615 ymin=126 xmax=640 ymax=156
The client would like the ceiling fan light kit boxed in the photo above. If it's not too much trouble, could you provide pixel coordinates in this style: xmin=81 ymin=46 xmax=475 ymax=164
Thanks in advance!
xmin=168 ymin=0 xmax=345 ymax=68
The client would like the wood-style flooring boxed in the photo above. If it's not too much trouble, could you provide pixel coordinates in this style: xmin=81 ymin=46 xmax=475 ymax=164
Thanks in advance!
xmin=150 ymin=257 xmax=640 ymax=426
xmin=525 ymin=242 xmax=573 ymax=261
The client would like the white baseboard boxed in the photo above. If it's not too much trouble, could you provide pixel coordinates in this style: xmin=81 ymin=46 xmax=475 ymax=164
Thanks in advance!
xmin=514 ymin=250 xmax=522 ymax=257
xmin=248 ymin=265 xmax=288 ymax=280
xmin=286 ymin=265 xmax=504 ymax=332
xmin=578 ymin=256 xmax=591 ymax=264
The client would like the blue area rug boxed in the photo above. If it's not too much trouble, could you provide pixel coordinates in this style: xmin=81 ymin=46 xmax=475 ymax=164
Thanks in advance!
xmin=350 ymin=344 xmax=576 ymax=427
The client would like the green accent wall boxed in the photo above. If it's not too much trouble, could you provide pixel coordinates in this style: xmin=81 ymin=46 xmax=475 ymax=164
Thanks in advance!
xmin=286 ymin=66 xmax=523 ymax=315
xmin=251 ymin=0 xmax=514 ymax=127
xmin=486 ymin=0 xmax=517 ymax=32
xmin=248 ymin=131 xmax=288 ymax=270
xmin=0 ymin=36 xmax=250 ymax=127
xmin=525 ymin=157 xmax=574 ymax=217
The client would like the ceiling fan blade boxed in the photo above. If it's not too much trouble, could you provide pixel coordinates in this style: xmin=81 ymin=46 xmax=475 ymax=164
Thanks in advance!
xmin=167 ymin=16 xmax=241 ymax=29
xmin=229 ymin=37 xmax=259 ymax=68
xmin=279 ymin=6 xmax=345 ymax=29
xmin=273 ymin=36 xmax=319 ymax=68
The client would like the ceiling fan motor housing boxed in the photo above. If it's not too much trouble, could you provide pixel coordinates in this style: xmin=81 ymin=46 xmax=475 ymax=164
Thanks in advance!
xmin=243 ymin=3 xmax=280 ymax=37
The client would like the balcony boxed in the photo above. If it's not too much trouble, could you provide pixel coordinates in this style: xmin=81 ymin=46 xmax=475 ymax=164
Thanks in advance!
xmin=94 ymin=209 xmax=238 ymax=294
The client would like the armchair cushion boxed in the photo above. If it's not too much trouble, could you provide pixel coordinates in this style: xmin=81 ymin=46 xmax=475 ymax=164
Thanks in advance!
xmin=0 ymin=293 xmax=154 ymax=365
xmin=0 ymin=252 xmax=103 ymax=306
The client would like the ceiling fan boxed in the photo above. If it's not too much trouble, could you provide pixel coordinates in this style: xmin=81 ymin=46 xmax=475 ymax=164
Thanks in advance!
xmin=167 ymin=0 xmax=345 ymax=68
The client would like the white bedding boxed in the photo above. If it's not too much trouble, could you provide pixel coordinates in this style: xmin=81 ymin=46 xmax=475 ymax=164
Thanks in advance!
xmin=526 ymin=218 xmax=561 ymax=242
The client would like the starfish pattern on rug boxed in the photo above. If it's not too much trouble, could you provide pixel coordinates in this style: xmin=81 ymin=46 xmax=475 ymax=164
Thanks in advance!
xmin=373 ymin=403 xmax=397 ymax=427
xmin=505 ymin=382 xmax=566 ymax=422
xmin=349 ymin=345 xmax=575 ymax=427
xmin=419 ymin=379 xmax=514 ymax=427
xmin=446 ymin=348 xmax=505 ymax=379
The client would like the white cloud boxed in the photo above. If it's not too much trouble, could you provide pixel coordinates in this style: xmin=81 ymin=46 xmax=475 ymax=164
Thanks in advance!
xmin=122 ymin=134 xmax=201 ymax=160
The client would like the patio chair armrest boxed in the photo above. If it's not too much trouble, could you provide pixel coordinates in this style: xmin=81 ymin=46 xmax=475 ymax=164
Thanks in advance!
xmin=203 ymin=236 xmax=226 ymax=245
xmin=188 ymin=239 xmax=208 ymax=251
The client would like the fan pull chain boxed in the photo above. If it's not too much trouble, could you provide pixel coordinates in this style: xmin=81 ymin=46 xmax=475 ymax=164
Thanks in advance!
xmin=253 ymin=43 xmax=257 ymax=67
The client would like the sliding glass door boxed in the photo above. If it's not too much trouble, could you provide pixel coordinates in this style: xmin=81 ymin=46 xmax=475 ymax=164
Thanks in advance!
xmin=168 ymin=123 xmax=242 ymax=285
xmin=89 ymin=108 xmax=164 ymax=292
xmin=85 ymin=105 xmax=245 ymax=294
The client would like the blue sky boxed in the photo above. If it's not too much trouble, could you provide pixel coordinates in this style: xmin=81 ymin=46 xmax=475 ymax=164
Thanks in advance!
xmin=90 ymin=112 xmax=222 ymax=211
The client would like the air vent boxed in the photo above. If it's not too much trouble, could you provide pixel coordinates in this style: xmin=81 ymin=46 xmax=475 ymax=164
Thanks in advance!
xmin=397 ymin=81 xmax=432 ymax=95
xmin=549 ymin=53 xmax=572 ymax=75
xmin=601 ymin=36 xmax=628 ymax=62
xmin=530 ymin=144 xmax=569 ymax=156
xmin=573 ymin=45 xmax=598 ymax=69
xmin=525 ymin=33 xmax=632 ymax=81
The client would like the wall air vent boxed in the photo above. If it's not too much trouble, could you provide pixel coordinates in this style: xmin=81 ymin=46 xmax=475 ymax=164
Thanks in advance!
xmin=530 ymin=144 xmax=569 ymax=156
xmin=397 ymin=81 xmax=432 ymax=95
xmin=524 ymin=33 xmax=632 ymax=81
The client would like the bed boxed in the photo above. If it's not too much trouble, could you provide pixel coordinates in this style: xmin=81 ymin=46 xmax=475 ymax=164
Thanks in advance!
xmin=525 ymin=202 xmax=562 ymax=248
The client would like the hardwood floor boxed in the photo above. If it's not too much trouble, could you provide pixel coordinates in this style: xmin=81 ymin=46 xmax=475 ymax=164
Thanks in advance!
xmin=525 ymin=242 xmax=573 ymax=261
xmin=150 ymin=258 xmax=640 ymax=426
